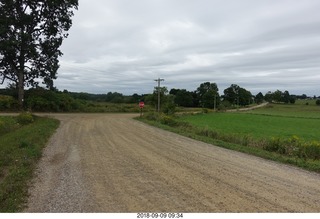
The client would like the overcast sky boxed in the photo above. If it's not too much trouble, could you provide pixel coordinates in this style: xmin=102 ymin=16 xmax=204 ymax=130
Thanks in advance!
xmin=15 ymin=0 xmax=320 ymax=95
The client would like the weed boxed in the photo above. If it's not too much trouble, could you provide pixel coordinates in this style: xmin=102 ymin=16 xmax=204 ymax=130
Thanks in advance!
xmin=0 ymin=116 xmax=59 ymax=212
xmin=17 ymin=112 xmax=34 ymax=125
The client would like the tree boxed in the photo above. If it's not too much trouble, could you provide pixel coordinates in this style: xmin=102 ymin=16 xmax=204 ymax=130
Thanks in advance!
xmin=146 ymin=86 xmax=168 ymax=111
xmin=273 ymin=90 xmax=282 ymax=103
xmin=162 ymin=94 xmax=176 ymax=115
xmin=0 ymin=0 xmax=78 ymax=108
xmin=196 ymin=82 xmax=220 ymax=109
xmin=289 ymin=96 xmax=296 ymax=104
xmin=171 ymin=89 xmax=194 ymax=107
xmin=223 ymin=84 xmax=240 ymax=105
xmin=238 ymin=87 xmax=252 ymax=106
xmin=282 ymin=90 xmax=290 ymax=103
xmin=130 ymin=93 xmax=141 ymax=103
xmin=224 ymin=84 xmax=252 ymax=106
xmin=264 ymin=91 xmax=273 ymax=103
xmin=255 ymin=92 xmax=264 ymax=104
xmin=169 ymin=88 xmax=179 ymax=96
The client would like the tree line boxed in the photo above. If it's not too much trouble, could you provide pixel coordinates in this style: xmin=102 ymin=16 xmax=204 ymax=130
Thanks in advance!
xmin=0 ymin=80 xmax=316 ymax=113
xmin=1 ymin=82 xmax=319 ymax=112
xmin=144 ymin=82 xmax=311 ymax=112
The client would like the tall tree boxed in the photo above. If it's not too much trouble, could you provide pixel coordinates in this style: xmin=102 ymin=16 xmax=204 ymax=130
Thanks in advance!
xmin=255 ymin=92 xmax=264 ymax=104
xmin=282 ymin=90 xmax=290 ymax=103
xmin=224 ymin=84 xmax=252 ymax=106
xmin=196 ymin=82 xmax=220 ymax=109
xmin=223 ymin=84 xmax=240 ymax=105
xmin=146 ymin=86 xmax=168 ymax=111
xmin=273 ymin=90 xmax=283 ymax=103
xmin=0 ymin=0 xmax=78 ymax=108
xmin=238 ymin=87 xmax=252 ymax=106
xmin=264 ymin=91 xmax=273 ymax=103
xmin=173 ymin=89 xmax=194 ymax=107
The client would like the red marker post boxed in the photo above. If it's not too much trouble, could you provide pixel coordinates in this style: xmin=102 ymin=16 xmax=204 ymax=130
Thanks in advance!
xmin=139 ymin=101 xmax=145 ymax=117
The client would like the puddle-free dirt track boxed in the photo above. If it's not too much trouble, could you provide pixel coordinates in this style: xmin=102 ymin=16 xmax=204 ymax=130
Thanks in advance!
xmin=25 ymin=113 xmax=320 ymax=212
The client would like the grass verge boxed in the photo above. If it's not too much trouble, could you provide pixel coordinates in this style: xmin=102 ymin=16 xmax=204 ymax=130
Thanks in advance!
xmin=0 ymin=115 xmax=60 ymax=212
xmin=136 ymin=113 xmax=320 ymax=173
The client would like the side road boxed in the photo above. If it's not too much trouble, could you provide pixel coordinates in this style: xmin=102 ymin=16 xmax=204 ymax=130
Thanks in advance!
xmin=226 ymin=102 xmax=269 ymax=112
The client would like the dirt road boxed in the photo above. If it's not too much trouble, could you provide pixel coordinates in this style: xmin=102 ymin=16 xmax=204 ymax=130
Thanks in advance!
xmin=25 ymin=114 xmax=320 ymax=212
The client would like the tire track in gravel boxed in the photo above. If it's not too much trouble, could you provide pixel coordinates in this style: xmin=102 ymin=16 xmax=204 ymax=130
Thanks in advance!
xmin=25 ymin=114 xmax=320 ymax=212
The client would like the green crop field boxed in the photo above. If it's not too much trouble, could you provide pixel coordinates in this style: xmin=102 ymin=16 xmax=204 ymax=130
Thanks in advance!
xmin=179 ymin=109 xmax=320 ymax=142
xmin=243 ymin=100 xmax=320 ymax=119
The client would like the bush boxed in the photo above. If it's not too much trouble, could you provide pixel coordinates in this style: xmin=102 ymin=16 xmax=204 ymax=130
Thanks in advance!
xmin=202 ymin=127 xmax=219 ymax=139
xmin=305 ymin=141 xmax=320 ymax=160
xmin=144 ymin=112 xmax=159 ymax=121
xmin=17 ymin=112 xmax=34 ymax=125
xmin=264 ymin=137 xmax=282 ymax=152
xmin=262 ymin=135 xmax=320 ymax=160
xmin=316 ymin=99 xmax=320 ymax=106
xmin=162 ymin=102 xmax=176 ymax=115
xmin=0 ymin=95 xmax=18 ymax=111
xmin=160 ymin=114 xmax=178 ymax=126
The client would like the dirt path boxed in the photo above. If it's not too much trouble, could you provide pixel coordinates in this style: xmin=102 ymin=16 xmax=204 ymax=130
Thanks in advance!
xmin=25 ymin=113 xmax=320 ymax=212
xmin=227 ymin=102 xmax=269 ymax=112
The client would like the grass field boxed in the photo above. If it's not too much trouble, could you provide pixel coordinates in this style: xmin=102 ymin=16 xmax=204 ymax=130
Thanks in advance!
xmin=179 ymin=100 xmax=320 ymax=141
xmin=140 ymin=100 xmax=320 ymax=172
xmin=0 ymin=114 xmax=59 ymax=212
xmin=179 ymin=111 xmax=320 ymax=142
xmin=244 ymin=99 xmax=320 ymax=118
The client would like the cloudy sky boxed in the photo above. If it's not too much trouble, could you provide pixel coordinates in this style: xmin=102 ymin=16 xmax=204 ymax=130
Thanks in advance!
xmin=52 ymin=0 xmax=320 ymax=95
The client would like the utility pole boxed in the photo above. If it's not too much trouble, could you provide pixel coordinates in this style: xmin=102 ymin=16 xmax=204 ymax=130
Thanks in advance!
xmin=154 ymin=78 xmax=164 ymax=113
xmin=214 ymin=93 xmax=216 ymax=111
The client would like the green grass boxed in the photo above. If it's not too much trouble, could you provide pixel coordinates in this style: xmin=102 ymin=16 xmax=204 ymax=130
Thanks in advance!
xmin=179 ymin=112 xmax=320 ymax=141
xmin=0 ymin=116 xmax=20 ymax=136
xmin=245 ymin=101 xmax=320 ymax=118
xmin=0 ymin=115 xmax=59 ymax=212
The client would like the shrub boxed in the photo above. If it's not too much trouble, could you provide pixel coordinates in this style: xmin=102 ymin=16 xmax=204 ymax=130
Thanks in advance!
xmin=144 ymin=112 xmax=159 ymax=121
xmin=263 ymin=135 xmax=320 ymax=160
xmin=264 ymin=137 xmax=281 ymax=152
xmin=160 ymin=114 xmax=178 ymax=126
xmin=162 ymin=102 xmax=176 ymax=115
xmin=0 ymin=95 xmax=18 ymax=111
xmin=17 ymin=112 xmax=34 ymax=125
xmin=305 ymin=141 xmax=320 ymax=160
xmin=195 ymin=126 xmax=218 ymax=139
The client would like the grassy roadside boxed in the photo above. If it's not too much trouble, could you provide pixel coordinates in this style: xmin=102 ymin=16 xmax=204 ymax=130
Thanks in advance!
xmin=0 ymin=114 xmax=60 ymax=212
xmin=136 ymin=113 xmax=320 ymax=173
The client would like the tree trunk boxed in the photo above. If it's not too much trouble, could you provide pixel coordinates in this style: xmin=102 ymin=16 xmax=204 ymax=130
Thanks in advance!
xmin=17 ymin=69 xmax=24 ymax=110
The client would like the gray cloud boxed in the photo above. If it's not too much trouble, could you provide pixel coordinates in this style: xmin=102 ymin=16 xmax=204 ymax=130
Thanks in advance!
xmin=3 ymin=0 xmax=319 ymax=95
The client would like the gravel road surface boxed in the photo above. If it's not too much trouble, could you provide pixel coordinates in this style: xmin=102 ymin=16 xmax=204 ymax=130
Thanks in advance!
xmin=25 ymin=114 xmax=320 ymax=212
